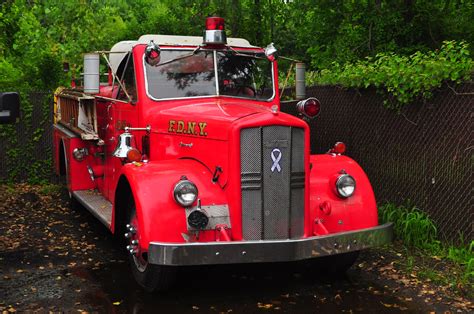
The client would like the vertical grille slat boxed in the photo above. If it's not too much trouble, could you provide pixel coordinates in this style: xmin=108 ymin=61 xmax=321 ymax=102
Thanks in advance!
xmin=241 ymin=126 xmax=305 ymax=240
xmin=241 ymin=128 xmax=263 ymax=240
xmin=290 ymin=127 xmax=305 ymax=238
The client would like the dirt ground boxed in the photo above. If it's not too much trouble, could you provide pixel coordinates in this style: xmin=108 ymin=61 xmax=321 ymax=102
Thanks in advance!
xmin=1 ymin=184 xmax=472 ymax=313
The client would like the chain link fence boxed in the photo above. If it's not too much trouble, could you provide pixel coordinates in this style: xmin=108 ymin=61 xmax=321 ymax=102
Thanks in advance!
xmin=1 ymin=85 xmax=472 ymax=241
xmin=282 ymin=83 xmax=473 ymax=242
xmin=0 ymin=92 xmax=54 ymax=182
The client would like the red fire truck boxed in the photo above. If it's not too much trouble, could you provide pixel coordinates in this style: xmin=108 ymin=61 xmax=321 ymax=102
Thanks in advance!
xmin=53 ymin=17 xmax=393 ymax=291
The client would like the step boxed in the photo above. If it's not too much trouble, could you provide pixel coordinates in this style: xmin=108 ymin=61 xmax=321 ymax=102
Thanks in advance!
xmin=72 ymin=190 xmax=112 ymax=227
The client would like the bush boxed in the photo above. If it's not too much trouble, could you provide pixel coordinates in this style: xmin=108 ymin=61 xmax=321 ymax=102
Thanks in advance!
xmin=310 ymin=41 xmax=474 ymax=109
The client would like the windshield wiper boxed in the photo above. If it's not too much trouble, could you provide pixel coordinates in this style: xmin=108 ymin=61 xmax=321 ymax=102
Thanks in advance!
xmin=227 ymin=47 xmax=266 ymax=60
xmin=154 ymin=46 xmax=202 ymax=67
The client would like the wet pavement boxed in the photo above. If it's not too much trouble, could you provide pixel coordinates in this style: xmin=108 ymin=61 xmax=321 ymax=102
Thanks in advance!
xmin=0 ymin=185 xmax=469 ymax=313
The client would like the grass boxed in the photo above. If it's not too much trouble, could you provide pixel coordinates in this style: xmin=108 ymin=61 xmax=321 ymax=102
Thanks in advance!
xmin=38 ymin=183 xmax=63 ymax=196
xmin=379 ymin=203 xmax=473 ymax=295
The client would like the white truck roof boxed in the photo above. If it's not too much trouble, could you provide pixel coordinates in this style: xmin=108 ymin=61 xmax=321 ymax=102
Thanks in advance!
xmin=109 ymin=35 xmax=257 ymax=73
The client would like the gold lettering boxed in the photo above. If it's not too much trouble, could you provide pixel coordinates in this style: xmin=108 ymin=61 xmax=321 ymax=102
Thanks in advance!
xmin=177 ymin=121 xmax=185 ymax=133
xmin=168 ymin=120 xmax=176 ymax=132
xmin=187 ymin=122 xmax=196 ymax=135
xmin=198 ymin=122 xmax=207 ymax=136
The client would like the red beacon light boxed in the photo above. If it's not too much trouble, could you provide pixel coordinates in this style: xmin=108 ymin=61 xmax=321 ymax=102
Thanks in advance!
xmin=296 ymin=97 xmax=321 ymax=119
xmin=203 ymin=17 xmax=227 ymax=45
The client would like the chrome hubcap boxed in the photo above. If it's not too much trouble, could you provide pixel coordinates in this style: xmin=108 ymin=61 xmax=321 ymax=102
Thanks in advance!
xmin=125 ymin=218 xmax=148 ymax=272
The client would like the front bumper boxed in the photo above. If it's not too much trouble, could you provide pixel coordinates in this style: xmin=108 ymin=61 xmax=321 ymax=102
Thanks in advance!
xmin=148 ymin=222 xmax=393 ymax=266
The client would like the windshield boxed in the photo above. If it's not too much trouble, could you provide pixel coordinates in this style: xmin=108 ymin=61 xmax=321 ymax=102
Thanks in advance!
xmin=144 ymin=50 xmax=274 ymax=101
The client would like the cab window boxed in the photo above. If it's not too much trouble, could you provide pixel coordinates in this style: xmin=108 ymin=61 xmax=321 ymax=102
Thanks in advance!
xmin=116 ymin=53 xmax=137 ymax=102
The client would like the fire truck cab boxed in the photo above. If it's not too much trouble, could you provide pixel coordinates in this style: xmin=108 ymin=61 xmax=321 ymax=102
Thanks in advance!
xmin=53 ymin=17 xmax=392 ymax=291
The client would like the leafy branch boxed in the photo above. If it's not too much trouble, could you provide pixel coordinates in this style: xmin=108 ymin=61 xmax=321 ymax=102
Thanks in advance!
xmin=309 ymin=41 xmax=474 ymax=110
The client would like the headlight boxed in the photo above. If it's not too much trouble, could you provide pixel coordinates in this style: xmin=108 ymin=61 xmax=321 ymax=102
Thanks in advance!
xmin=173 ymin=180 xmax=198 ymax=207
xmin=336 ymin=174 xmax=356 ymax=198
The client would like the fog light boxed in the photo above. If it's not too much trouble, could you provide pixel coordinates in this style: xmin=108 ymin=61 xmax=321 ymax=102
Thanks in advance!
xmin=336 ymin=174 xmax=356 ymax=198
xmin=188 ymin=210 xmax=209 ymax=229
xmin=173 ymin=179 xmax=198 ymax=207
xmin=72 ymin=148 xmax=88 ymax=161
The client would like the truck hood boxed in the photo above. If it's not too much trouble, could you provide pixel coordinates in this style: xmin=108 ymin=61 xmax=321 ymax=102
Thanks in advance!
xmin=151 ymin=101 xmax=274 ymax=140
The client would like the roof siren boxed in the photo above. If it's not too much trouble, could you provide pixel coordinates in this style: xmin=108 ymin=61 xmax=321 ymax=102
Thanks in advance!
xmin=203 ymin=17 xmax=227 ymax=45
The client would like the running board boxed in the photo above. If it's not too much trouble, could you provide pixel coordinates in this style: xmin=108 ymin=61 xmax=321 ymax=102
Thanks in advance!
xmin=72 ymin=190 xmax=112 ymax=227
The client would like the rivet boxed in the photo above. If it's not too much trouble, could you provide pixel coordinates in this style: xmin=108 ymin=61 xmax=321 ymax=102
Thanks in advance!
xmin=338 ymin=220 xmax=343 ymax=225
xmin=215 ymin=252 xmax=220 ymax=256
xmin=242 ymin=251 xmax=247 ymax=256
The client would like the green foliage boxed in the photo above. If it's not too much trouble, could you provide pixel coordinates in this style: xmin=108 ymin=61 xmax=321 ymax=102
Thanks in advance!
xmin=379 ymin=202 xmax=473 ymax=283
xmin=379 ymin=202 xmax=439 ymax=250
xmin=311 ymin=41 xmax=474 ymax=109
xmin=447 ymin=240 xmax=474 ymax=282
xmin=38 ymin=183 xmax=63 ymax=196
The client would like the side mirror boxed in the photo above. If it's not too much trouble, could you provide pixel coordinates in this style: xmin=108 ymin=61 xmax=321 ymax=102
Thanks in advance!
xmin=264 ymin=43 xmax=278 ymax=61
xmin=145 ymin=40 xmax=161 ymax=66
xmin=0 ymin=92 xmax=20 ymax=124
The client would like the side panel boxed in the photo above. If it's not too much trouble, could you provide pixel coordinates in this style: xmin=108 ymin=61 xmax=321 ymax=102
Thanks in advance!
xmin=309 ymin=154 xmax=378 ymax=235
xmin=119 ymin=159 xmax=229 ymax=251
xmin=53 ymin=125 xmax=96 ymax=192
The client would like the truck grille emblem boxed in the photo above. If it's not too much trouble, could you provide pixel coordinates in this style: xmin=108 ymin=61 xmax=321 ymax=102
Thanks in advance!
xmin=271 ymin=148 xmax=282 ymax=173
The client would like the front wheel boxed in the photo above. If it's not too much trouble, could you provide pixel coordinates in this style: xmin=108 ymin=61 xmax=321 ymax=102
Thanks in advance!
xmin=321 ymin=251 xmax=360 ymax=274
xmin=302 ymin=251 xmax=360 ymax=277
xmin=125 ymin=197 xmax=176 ymax=292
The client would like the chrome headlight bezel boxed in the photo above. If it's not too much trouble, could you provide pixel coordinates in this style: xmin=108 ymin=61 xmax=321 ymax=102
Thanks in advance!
xmin=72 ymin=148 xmax=88 ymax=162
xmin=173 ymin=180 xmax=198 ymax=207
xmin=336 ymin=174 xmax=356 ymax=198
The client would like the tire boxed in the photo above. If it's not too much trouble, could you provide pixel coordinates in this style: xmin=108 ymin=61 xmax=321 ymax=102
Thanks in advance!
xmin=125 ymin=196 xmax=176 ymax=292
xmin=60 ymin=140 xmax=81 ymax=211
xmin=322 ymin=251 xmax=360 ymax=274
xmin=303 ymin=251 xmax=360 ymax=277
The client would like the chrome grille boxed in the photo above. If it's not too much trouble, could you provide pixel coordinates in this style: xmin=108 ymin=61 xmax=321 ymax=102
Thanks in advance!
xmin=241 ymin=126 xmax=305 ymax=240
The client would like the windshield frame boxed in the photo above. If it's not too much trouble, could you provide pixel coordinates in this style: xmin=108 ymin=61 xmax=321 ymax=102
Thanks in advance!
xmin=142 ymin=47 xmax=276 ymax=102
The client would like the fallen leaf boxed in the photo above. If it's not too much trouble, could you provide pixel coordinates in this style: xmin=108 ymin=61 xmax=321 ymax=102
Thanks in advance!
xmin=257 ymin=303 xmax=273 ymax=309
xmin=380 ymin=302 xmax=393 ymax=308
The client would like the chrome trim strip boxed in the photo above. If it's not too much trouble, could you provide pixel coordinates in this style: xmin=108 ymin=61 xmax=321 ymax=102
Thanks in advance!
xmin=213 ymin=50 xmax=219 ymax=96
xmin=148 ymin=222 xmax=393 ymax=266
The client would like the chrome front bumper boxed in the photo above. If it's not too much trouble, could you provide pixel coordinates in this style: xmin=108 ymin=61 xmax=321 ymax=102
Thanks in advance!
xmin=148 ymin=223 xmax=393 ymax=266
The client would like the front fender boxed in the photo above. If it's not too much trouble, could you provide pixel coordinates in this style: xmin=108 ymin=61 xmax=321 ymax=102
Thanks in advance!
xmin=309 ymin=154 xmax=378 ymax=234
xmin=119 ymin=159 xmax=228 ymax=249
